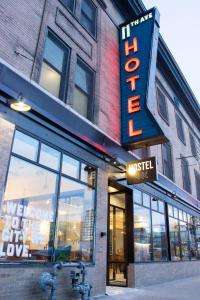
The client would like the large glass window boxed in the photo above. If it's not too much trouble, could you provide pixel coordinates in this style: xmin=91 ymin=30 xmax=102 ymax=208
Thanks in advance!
xmin=56 ymin=177 xmax=95 ymax=262
xmin=134 ymin=205 xmax=151 ymax=262
xmin=73 ymin=59 xmax=94 ymax=120
xmin=0 ymin=130 xmax=96 ymax=263
xmin=80 ymin=0 xmax=97 ymax=36
xmin=152 ymin=211 xmax=168 ymax=261
xmin=0 ymin=157 xmax=57 ymax=262
xmin=39 ymin=32 xmax=70 ymax=100
xmin=169 ymin=217 xmax=181 ymax=261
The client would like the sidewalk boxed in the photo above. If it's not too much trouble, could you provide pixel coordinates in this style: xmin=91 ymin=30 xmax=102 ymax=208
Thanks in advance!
xmin=95 ymin=276 xmax=200 ymax=300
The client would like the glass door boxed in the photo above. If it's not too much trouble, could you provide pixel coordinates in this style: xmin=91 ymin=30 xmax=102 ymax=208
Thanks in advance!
xmin=107 ymin=192 xmax=127 ymax=286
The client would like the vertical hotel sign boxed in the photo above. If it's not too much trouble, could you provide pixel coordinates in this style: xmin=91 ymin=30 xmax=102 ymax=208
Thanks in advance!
xmin=120 ymin=8 xmax=167 ymax=149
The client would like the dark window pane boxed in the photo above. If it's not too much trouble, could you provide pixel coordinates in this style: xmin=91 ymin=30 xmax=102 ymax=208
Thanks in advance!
xmin=39 ymin=144 xmax=61 ymax=171
xmin=0 ymin=156 xmax=57 ymax=262
xmin=75 ymin=63 xmax=91 ymax=93
xmin=181 ymin=157 xmax=191 ymax=193
xmin=73 ymin=60 xmax=94 ymax=119
xmin=12 ymin=131 xmax=39 ymax=161
xmin=195 ymin=171 xmax=200 ymax=200
xmin=175 ymin=114 xmax=185 ymax=143
xmin=62 ymin=154 xmax=79 ymax=179
xmin=157 ymin=88 xmax=168 ymax=122
xmin=134 ymin=204 xmax=151 ymax=262
xmin=80 ymin=0 xmax=96 ymax=36
xmin=152 ymin=211 xmax=168 ymax=261
xmin=61 ymin=0 xmax=74 ymax=11
xmin=40 ymin=32 xmax=70 ymax=100
xmin=162 ymin=143 xmax=173 ymax=180
xmin=169 ymin=217 xmax=181 ymax=261
xmin=56 ymin=177 xmax=95 ymax=262
xmin=44 ymin=36 xmax=64 ymax=72
xmin=189 ymin=133 xmax=197 ymax=158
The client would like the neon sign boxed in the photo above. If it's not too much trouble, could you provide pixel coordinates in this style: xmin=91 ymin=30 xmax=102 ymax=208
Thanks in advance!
xmin=120 ymin=8 xmax=167 ymax=149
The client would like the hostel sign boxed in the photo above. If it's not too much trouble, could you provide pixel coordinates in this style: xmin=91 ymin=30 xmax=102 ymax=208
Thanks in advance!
xmin=120 ymin=8 xmax=167 ymax=149
xmin=126 ymin=157 xmax=157 ymax=184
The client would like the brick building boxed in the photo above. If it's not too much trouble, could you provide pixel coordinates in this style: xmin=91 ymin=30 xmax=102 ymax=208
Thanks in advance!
xmin=0 ymin=0 xmax=199 ymax=299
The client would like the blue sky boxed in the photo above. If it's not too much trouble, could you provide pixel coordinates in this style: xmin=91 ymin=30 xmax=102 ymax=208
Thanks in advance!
xmin=142 ymin=0 xmax=200 ymax=103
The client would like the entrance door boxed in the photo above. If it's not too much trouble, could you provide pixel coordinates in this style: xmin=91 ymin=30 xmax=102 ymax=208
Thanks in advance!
xmin=107 ymin=192 xmax=127 ymax=286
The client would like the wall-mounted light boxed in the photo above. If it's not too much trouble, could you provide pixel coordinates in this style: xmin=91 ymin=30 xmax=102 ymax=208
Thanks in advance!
xmin=9 ymin=93 xmax=31 ymax=112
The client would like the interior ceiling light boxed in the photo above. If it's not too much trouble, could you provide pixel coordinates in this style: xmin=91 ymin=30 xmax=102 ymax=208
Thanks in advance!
xmin=9 ymin=93 xmax=31 ymax=112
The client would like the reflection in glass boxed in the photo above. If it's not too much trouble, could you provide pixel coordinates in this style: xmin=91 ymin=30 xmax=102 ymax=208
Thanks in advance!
xmin=188 ymin=223 xmax=198 ymax=260
xmin=134 ymin=204 xmax=151 ymax=262
xmin=0 ymin=156 xmax=57 ymax=262
xmin=179 ymin=221 xmax=189 ymax=260
xmin=39 ymin=143 xmax=61 ymax=171
xmin=62 ymin=154 xmax=79 ymax=179
xmin=169 ymin=217 xmax=181 ymax=261
xmin=133 ymin=189 xmax=142 ymax=205
xmin=108 ymin=262 xmax=127 ymax=287
xmin=152 ymin=211 xmax=168 ymax=261
xmin=143 ymin=193 xmax=150 ymax=208
xmin=81 ymin=163 xmax=95 ymax=186
xmin=56 ymin=177 xmax=95 ymax=262
xmin=110 ymin=194 xmax=125 ymax=209
xmin=12 ymin=131 xmax=39 ymax=161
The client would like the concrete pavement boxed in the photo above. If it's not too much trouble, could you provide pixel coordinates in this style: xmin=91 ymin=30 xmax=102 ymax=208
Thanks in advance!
xmin=95 ymin=276 xmax=200 ymax=300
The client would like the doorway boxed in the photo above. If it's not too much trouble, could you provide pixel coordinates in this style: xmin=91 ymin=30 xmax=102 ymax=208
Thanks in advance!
xmin=107 ymin=189 xmax=132 ymax=287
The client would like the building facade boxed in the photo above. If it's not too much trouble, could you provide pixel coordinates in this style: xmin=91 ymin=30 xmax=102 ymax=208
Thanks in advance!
xmin=0 ymin=0 xmax=199 ymax=299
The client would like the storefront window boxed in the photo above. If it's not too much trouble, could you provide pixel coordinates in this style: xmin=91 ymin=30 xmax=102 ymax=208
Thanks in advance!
xmin=0 ymin=157 xmax=57 ymax=262
xmin=169 ymin=217 xmax=181 ymax=261
xmin=0 ymin=130 xmax=96 ymax=263
xmin=152 ymin=211 xmax=168 ymax=261
xmin=134 ymin=204 xmax=151 ymax=262
xmin=55 ymin=177 xmax=95 ymax=262
xmin=179 ymin=221 xmax=189 ymax=260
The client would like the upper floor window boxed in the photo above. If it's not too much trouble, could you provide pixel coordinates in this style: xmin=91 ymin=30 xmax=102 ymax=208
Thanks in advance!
xmin=80 ymin=0 xmax=97 ymax=37
xmin=39 ymin=32 xmax=70 ymax=100
xmin=60 ymin=0 xmax=75 ymax=12
xmin=73 ymin=58 xmax=94 ymax=120
xmin=195 ymin=171 xmax=200 ymax=201
xmin=162 ymin=143 xmax=173 ymax=181
xmin=181 ymin=156 xmax=191 ymax=194
xmin=175 ymin=113 xmax=185 ymax=144
xmin=189 ymin=132 xmax=198 ymax=158
xmin=157 ymin=87 xmax=169 ymax=123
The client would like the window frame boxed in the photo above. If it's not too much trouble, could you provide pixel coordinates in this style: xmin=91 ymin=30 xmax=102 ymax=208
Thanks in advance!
xmin=59 ymin=0 xmax=76 ymax=13
xmin=80 ymin=0 xmax=97 ymax=38
xmin=175 ymin=113 xmax=186 ymax=145
xmin=162 ymin=142 xmax=174 ymax=181
xmin=0 ymin=128 xmax=97 ymax=265
xmin=73 ymin=57 xmax=95 ymax=120
xmin=156 ymin=86 xmax=169 ymax=125
xmin=181 ymin=155 xmax=191 ymax=194
xmin=40 ymin=30 xmax=71 ymax=102
xmin=189 ymin=132 xmax=197 ymax=159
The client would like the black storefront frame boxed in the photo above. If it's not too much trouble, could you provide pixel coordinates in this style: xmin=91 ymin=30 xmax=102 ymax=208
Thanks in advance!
xmin=0 ymin=125 xmax=99 ymax=267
